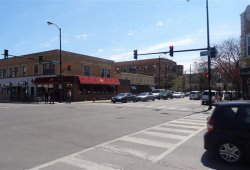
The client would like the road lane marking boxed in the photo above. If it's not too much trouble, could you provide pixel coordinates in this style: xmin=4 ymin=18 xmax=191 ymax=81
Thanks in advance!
xmin=119 ymin=136 xmax=173 ymax=148
xmin=141 ymin=131 xmax=186 ymax=140
xmin=28 ymin=113 xmax=208 ymax=170
xmin=152 ymin=126 xmax=196 ymax=134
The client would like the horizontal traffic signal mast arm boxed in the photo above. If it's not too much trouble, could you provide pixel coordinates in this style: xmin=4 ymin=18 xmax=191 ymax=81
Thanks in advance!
xmin=137 ymin=47 xmax=208 ymax=56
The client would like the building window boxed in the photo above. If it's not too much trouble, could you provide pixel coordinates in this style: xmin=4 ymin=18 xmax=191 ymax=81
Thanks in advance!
xmin=22 ymin=65 xmax=27 ymax=76
xmin=2 ymin=68 xmax=7 ymax=78
xmin=9 ymin=67 xmax=18 ymax=77
xmin=13 ymin=67 xmax=18 ymax=77
xmin=43 ymin=63 xmax=55 ymax=75
xmin=34 ymin=64 xmax=39 ymax=76
xmin=247 ymin=35 xmax=250 ymax=57
xmin=83 ymin=66 xmax=90 ymax=76
xmin=101 ymin=68 xmax=111 ymax=78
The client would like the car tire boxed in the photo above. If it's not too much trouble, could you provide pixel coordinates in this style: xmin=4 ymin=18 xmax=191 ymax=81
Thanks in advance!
xmin=217 ymin=142 xmax=243 ymax=164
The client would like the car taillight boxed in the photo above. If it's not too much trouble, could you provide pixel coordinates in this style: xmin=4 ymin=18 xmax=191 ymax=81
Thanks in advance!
xmin=207 ymin=118 xmax=215 ymax=132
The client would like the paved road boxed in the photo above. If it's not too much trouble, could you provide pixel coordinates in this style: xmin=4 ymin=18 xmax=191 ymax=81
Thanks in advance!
xmin=0 ymin=98 xmax=249 ymax=169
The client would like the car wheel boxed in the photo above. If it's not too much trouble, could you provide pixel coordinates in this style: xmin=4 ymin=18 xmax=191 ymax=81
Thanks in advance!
xmin=152 ymin=98 xmax=155 ymax=101
xmin=217 ymin=142 xmax=242 ymax=164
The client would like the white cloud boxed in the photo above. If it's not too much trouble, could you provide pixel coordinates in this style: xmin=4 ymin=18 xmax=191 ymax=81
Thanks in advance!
xmin=156 ymin=20 xmax=164 ymax=27
xmin=97 ymin=48 xmax=104 ymax=53
xmin=76 ymin=34 xmax=88 ymax=40
xmin=106 ymin=36 xmax=197 ymax=62
xmin=127 ymin=32 xmax=134 ymax=36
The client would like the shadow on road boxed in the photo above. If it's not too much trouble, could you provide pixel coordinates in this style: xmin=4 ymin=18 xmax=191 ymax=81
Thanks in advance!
xmin=201 ymin=151 xmax=250 ymax=170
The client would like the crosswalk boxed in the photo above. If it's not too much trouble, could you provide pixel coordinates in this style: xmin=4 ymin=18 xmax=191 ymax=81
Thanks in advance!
xmin=28 ymin=113 xmax=209 ymax=170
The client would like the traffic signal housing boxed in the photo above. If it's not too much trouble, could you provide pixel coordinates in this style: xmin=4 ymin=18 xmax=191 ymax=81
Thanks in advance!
xmin=205 ymin=72 xmax=209 ymax=79
xmin=133 ymin=50 xmax=138 ymax=60
xmin=39 ymin=56 xmax=43 ymax=64
xmin=67 ymin=64 xmax=71 ymax=71
xmin=4 ymin=49 xmax=8 ymax=59
xmin=169 ymin=46 xmax=174 ymax=57
xmin=210 ymin=46 xmax=217 ymax=58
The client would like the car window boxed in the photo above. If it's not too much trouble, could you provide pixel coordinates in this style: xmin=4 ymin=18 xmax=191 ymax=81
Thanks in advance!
xmin=243 ymin=107 xmax=250 ymax=123
xmin=223 ymin=107 xmax=238 ymax=120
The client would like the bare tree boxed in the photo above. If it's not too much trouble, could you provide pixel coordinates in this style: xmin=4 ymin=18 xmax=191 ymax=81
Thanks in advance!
xmin=193 ymin=38 xmax=241 ymax=93
xmin=212 ymin=38 xmax=241 ymax=91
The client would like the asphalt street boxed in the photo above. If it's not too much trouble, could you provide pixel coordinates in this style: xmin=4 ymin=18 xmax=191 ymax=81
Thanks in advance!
xmin=0 ymin=98 xmax=249 ymax=170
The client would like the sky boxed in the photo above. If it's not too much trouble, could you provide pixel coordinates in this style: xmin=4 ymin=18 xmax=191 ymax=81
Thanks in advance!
xmin=0 ymin=0 xmax=249 ymax=72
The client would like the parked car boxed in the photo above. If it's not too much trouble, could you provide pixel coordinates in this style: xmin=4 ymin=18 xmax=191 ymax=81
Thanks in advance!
xmin=189 ymin=91 xmax=201 ymax=100
xmin=204 ymin=101 xmax=250 ymax=164
xmin=224 ymin=91 xmax=237 ymax=100
xmin=111 ymin=93 xmax=136 ymax=103
xmin=173 ymin=92 xmax=185 ymax=98
xmin=158 ymin=91 xmax=173 ymax=100
xmin=151 ymin=89 xmax=166 ymax=98
xmin=135 ymin=92 xmax=155 ymax=102
xmin=201 ymin=90 xmax=221 ymax=105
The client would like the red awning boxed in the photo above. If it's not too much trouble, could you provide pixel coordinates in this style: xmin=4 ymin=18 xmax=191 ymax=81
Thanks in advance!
xmin=78 ymin=76 xmax=120 ymax=85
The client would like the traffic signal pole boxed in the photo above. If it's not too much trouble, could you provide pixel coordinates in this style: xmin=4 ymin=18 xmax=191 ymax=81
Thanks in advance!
xmin=136 ymin=47 xmax=208 ymax=56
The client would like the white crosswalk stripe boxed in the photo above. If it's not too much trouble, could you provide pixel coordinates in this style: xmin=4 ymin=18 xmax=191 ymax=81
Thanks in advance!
xmin=28 ymin=113 xmax=209 ymax=170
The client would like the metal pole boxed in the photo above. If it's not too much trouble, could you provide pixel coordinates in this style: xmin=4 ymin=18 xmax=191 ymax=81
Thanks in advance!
xmin=190 ymin=64 xmax=191 ymax=91
xmin=59 ymin=28 xmax=62 ymax=103
xmin=47 ymin=21 xmax=63 ymax=103
xmin=206 ymin=0 xmax=212 ymax=110
xmin=158 ymin=56 xmax=161 ymax=87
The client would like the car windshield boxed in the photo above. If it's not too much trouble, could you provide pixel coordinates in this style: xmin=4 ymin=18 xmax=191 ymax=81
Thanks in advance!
xmin=117 ymin=93 xmax=126 ymax=97
xmin=139 ymin=92 xmax=148 ymax=96
xmin=203 ymin=92 xmax=215 ymax=95
xmin=151 ymin=90 xmax=160 ymax=93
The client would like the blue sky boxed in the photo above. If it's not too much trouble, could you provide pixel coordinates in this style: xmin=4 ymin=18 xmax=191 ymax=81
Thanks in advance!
xmin=0 ymin=0 xmax=249 ymax=71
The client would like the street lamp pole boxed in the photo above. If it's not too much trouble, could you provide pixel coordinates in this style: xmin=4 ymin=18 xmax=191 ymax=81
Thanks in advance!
xmin=47 ymin=21 xmax=62 ymax=103
xmin=206 ymin=0 xmax=212 ymax=110
xmin=188 ymin=0 xmax=212 ymax=109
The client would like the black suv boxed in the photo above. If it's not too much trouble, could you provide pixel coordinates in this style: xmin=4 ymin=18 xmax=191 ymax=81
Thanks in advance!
xmin=157 ymin=91 xmax=173 ymax=100
xmin=204 ymin=101 xmax=250 ymax=164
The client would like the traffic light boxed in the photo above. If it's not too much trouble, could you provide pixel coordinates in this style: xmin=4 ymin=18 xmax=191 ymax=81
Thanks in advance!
xmin=210 ymin=46 xmax=217 ymax=58
xmin=67 ymin=64 xmax=71 ymax=71
xmin=205 ymin=72 xmax=209 ymax=79
xmin=4 ymin=49 xmax=8 ymax=59
xmin=133 ymin=50 xmax=138 ymax=60
xmin=169 ymin=46 xmax=174 ymax=57
xmin=39 ymin=56 xmax=43 ymax=64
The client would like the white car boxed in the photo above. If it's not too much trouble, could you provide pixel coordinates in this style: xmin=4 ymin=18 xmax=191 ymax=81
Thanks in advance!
xmin=173 ymin=92 xmax=185 ymax=98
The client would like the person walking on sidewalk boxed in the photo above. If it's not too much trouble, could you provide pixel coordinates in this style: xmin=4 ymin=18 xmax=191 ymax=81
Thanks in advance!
xmin=67 ymin=90 xmax=72 ymax=103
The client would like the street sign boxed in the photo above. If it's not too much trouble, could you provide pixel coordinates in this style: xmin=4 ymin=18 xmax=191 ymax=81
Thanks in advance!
xmin=52 ymin=60 xmax=60 ymax=64
xmin=200 ymin=51 xmax=208 ymax=56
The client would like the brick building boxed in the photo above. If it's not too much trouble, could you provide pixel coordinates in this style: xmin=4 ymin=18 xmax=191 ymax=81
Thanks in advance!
xmin=0 ymin=50 xmax=120 ymax=102
xmin=240 ymin=5 xmax=250 ymax=99
xmin=115 ymin=58 xmax=183 ymax=90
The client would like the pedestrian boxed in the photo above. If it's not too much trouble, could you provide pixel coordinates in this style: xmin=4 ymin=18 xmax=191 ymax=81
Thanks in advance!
xmin=67 ymin=90 xmax=72 ymax=103
xmin=44 ymin=92 xmax=49 ymax=104
xmin=49 ymin=92 xmax=55 ymax=104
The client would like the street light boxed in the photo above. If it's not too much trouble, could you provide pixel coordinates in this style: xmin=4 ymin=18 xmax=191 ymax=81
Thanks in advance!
xmin=47 ymin=21 xmax=63 ymax=103
xmin=188 ymin=0 xmax=212 ymax=109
